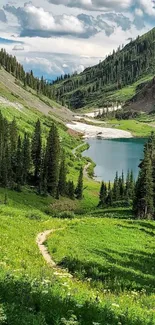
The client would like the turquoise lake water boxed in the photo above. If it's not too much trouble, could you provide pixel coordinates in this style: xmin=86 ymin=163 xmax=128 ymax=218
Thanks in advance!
xmin=82 ymin=138 xmax=147 ymax=182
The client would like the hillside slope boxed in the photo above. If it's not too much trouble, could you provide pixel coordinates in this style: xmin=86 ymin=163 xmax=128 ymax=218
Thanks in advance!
xmin=51 ymin=28 xmax=155 ymax=110
xmin=126 ymin=77 xmax=155 ymax=113
xmin=0 ymin=68 xmax=73 ymax=123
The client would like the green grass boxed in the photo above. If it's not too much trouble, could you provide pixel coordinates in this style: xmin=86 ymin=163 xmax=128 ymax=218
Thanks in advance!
xmin=48 ymin=218 xmax=155 ymax=292
xmin=1 ymin=66 xmax=155 ymax=324
xmin=107 ymin=75 xmax=154 ymax=102
xmin=0 ymin=190 xmax=155 ymax=324
xmin=107 ymin=119 xmax=155 ymax=137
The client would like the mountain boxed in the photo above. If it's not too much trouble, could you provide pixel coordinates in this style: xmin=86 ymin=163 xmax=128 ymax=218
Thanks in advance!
xmin=0 ymin=67 xmax=73 ymax=124
xmin=126 ymin=77 xmax=155 ymax=113
xmin=51 ymin=28 xmax=155 ymax=110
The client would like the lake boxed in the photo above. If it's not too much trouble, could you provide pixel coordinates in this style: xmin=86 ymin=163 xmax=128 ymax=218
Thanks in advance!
xmin=82 ymin=138 xmax=147 ymax=182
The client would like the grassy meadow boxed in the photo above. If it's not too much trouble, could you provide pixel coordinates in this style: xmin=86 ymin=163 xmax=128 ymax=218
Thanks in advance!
xmin=0 ymin=191 xmax=155 ymax=324
xmin=0 ymin=72 xmax=155 ymax=324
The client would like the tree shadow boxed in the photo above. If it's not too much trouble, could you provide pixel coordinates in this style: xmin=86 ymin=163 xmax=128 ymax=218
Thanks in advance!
xmin=0 ymin=275 xmax=143 ymax=325
xmin=116 ymin=223 xmax=155 ymax=236
xmin=60 ymin=247 xmax=155 ymax=293
xmin=89 ymin=208 xmax=133 ymax=219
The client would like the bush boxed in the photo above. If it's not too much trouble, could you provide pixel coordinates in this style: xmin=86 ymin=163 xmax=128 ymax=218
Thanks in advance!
xmin=52 ymin=211 xmax=75 ymax=219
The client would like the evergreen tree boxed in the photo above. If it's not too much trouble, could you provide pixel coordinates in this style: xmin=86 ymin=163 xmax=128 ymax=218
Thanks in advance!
xmin=39 ymin=151 xmax=48 ymax=196
xmin=31 ymin=120 xmax=42 ymax=183
xmin=113 ymin=172 xmax=119 ymax=201
xmin=106 ymin=181 xmax=113 ymax=206
xmin=120 ymin=171 xmax=125 ymax=199
xmin=15 ymin=136 xmax=23 ymax=190
xmin=58 ymin=151 xmax=67 ymax=196
xmin=67 ymin=181 xmax=75 ymax=200
xmin=129 ymin=170 xmax=134 ymax=200
xmin=76 ymin=167 xmax=83 ymax=200
xmin=133 ymin=144 xmax=154 ymax=219
xmin=22 ymin=133 xmax=31 ymax=184
xmin=98 ymin=181 xmax=107 ymax=207
xmin=10 ymin=118 xmax=18 ymax=153
xmin=46 ymin=124 xmax=60 ymax=197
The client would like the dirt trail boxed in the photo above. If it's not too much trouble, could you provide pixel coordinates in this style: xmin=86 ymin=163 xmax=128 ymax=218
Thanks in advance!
xmin=36 ymin=229 xmax=73 ymax=278
xmin=84 ymin=162 xmax=91 ymax=179
xmin=72 ymin=143 xmax=86 ymax=156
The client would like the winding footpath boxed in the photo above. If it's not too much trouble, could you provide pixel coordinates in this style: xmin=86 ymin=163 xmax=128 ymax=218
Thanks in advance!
xmin=36 ymin=229 xmax=73 ymax=279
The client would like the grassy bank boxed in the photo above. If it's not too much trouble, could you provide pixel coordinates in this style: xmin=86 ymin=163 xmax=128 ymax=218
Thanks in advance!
xmin=107 ymin=119 xmax=154 ymax=137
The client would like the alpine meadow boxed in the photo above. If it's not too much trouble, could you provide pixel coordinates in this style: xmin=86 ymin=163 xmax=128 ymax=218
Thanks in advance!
xmin=1 ymin=4 xmax=155 ymax=325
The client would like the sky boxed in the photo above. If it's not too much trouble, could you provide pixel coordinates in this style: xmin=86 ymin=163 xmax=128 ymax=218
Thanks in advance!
xmin=0 ymin=0 xmax=155 ymax=80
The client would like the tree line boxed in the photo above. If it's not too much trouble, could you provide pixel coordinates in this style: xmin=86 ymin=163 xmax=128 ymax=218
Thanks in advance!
xmin=97 ymin=109 xmax=140 ymax=121
xmin=99 ymin=132 xmax=155 ymax=220
xmin=0 ymin=49 xmax=55 ymax=100
xmin=98 ymin=171 xmax=134 ymax=208
xmin=0 ymin=113 xmax=83 ymax=200
xmin=51 ymin=29 xmax=155 ymax=108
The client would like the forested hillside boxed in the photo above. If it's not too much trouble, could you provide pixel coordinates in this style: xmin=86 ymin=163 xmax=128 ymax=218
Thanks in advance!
xmin=51 ymin=28 xmax=155 ymax=109
xmin=1 ymin=28 xmax=155 ymax=111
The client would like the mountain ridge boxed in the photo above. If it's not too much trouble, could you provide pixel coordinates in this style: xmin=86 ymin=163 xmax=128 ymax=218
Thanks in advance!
xmin=51 ymin=27 xmax=155 ymax=110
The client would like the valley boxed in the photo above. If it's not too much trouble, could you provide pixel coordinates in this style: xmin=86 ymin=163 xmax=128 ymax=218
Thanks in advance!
xmin=0 ymin=32 xmax=155 ymax=325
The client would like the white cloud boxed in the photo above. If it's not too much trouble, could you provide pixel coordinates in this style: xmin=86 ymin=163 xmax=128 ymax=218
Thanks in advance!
xmin=12 ymin=44 xmax=24 ymax=50
xmin=48 ymin=0 xmax=132 ymax=11
xmin=24 ymin=56 xmax=64 ymax=75
xmin=4 ymin=3 xmax=143 ymax=39
xmin=74 ymin=64 xmax=85 ymax=73
xmin=62 ymin=63 xmax=68 ymax=68
xmin=135 ymin=8 xmax=144 ymax=17
xmin=0 ymin=9 xmax=7 ymax=22
xmin=4 ymin=3 xmax=86 ymax=37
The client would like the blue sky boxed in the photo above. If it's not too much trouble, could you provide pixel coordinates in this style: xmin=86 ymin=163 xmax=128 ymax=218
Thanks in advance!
xmin=0 ymin=0 xmax=154 ymax=79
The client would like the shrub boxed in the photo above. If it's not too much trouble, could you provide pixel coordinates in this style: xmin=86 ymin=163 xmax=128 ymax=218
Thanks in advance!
xmin=52 ymin=211 xmax=75 ymax=219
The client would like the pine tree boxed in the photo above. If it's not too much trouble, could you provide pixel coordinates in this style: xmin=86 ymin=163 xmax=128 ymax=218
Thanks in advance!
xmin=113 ymin=172 xmax=119 ymax=201
xmin=15 ymin=136 xmax=23 ymax=190
xmin=1 ymin=145 xmax=9 ymax=187
xmin=133 ymin=145 xmax=154 ymax=219
xmin=125 ymin=170 xmax=130 ymax=200
xmin=31 ymin=120 xmax=42 ymax=184
xmin=58 ymin=151 xmax=67 ymax=196
xmin=98 ymin=181 xmax=107 ymax=207
xmin=67 ymin=181 xmax=75 ymax=200
xmin=22 ymin=133 xmax=31 ymax=184
xmin=10 ymin=118 xmax=18 ymax=153
xmin=76 ymin=167 xmax=83 ymax=200
xmin=129 ymin=170 xmax=134 ymax=200
xmin=39 ymin=152 xmax=48 ymax=196
xmin=46 ymin=124 xmax=60 ymax=197
xmin=120 ymin=171 xmax=125 ymax=199
xmin=106 ymin=181 xmax=113 ymax=206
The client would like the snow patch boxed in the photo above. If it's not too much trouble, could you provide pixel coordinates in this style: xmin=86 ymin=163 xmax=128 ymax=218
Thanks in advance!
xmin=67 ymin=121 xmax=132 ymax=139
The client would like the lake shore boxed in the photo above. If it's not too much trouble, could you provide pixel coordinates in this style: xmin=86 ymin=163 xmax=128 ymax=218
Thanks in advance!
xmin=67 ymin=121 xmax=132 ymax=139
